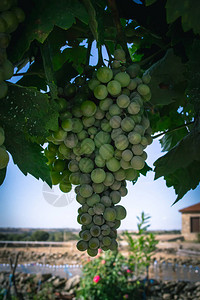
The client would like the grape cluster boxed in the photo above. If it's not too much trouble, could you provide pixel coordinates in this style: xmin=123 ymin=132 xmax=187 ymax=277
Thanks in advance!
xmin=0 ymin=0 xmax=25 ymax=99
xmin=44 ymin=49 xmax=152 ymax=256
xmin=0 ymin=126 xmax=9 ymax=169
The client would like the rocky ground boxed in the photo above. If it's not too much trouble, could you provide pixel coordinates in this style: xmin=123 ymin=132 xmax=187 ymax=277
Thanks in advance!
xmin=1 ymin=271 xmax=200 ymax=300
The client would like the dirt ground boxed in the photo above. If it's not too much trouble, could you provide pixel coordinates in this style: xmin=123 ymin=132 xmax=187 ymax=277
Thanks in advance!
xmin=0 ymin=234 xmax=199 ymax=266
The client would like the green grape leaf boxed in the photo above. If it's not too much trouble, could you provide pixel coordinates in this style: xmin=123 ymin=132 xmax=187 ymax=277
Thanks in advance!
xmin=140 ymin=163 xmax=152 ymax=176
xmin=5 ymin=129 xmax=51 ymax=186
xmin=159 ymin=127 xmax=189 ymax=152
xmin=148 ymin=49 xmax=187 ymax=106
xmin=8 ymin=0 xmax=89 ymax=62
xmin=154 ymin=119 xmax=200 ymax=202
xmin=52 ymin=46 xmax=87 ymax=73
xmin=0 ymin=84 xmax=59 ymax=138
xmin=17 ymin=60 xmax=46 ymax=91
xmin=0 ymin=168 xmax=7 ymax=186
xmin=166 ymin=0 xmax=200 ymax=35
xmin=164 ymin=161 xmax=200 ymax=204
xmin=186 ymin=39 xmax=200 ymax=112
xmin=145 ymin=0 xmax=158 ymax=6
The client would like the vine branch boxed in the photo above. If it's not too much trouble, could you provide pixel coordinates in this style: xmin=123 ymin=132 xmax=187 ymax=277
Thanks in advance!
xmin=40 ymin=39 xmax=58 ymax=99
xmin=86 ymin=38 xmax=93 ymax=67
xmin=12 ymin=71 xmax=44 ymax=77
xmin=152 ymin=121 xmax=194 ymax=139
xmin=107 ymin=0 xmax=130 ymax=62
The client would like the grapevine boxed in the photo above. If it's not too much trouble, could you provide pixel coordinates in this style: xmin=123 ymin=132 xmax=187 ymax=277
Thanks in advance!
xmin=0 ymin=0 xmax=25 ymax=170
xmin=44 ymin=48 xmax=153 ymax=256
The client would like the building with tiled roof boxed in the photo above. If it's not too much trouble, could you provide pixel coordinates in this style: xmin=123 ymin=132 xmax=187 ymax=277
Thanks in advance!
xmin=179 ymin=203 xmax=200 ymax=241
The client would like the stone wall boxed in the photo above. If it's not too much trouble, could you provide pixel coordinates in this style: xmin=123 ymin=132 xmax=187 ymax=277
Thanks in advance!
xmin=181 ymin=213 xmax=200 ymax=241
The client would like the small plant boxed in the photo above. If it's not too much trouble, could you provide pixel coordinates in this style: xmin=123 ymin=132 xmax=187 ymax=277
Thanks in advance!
xmin=77 ymin=250 xmax=143 ymax=300
xmin=124 ymin=212 xmax=158 ymax=279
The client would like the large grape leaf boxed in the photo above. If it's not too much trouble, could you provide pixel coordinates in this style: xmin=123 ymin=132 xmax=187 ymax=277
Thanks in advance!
xmin=159 ymin=127 xmax=189 ymax=152
xmin=52 ymin=46 xmax=87 ymax=73
xmin=5 ymin=128 xmax=51 ymax=186
xmin=166 ymin=0 xmax=200 ymax=35
xmin=148 ymin=49 xmax=187 ymax=106
xmin=154 ymin=118 xmax=200 ymax=202
xmin=145 ymin=0 xmax=158 ymax=6
xmin=0 ymin=83 xmax=59 ymax=138
xmin=8 ymin=0 xmax=89 ymax=62
xmin=186 ymin=39 xmax=200 ymax=111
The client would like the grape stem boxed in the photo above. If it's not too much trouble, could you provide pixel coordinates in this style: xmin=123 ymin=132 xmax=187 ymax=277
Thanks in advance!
xmin=152 ymin=121 xmax=194 ymax=139
xmin=12 ymin=71 xmax=44 ymax=77
xmin=139 ymin=43 xmax=171 ymax=66
xmin=97 ymin=45 xmax=105 ymax=68
xmin=85 ymin=38 xmax=93 ymax=67
xmin=107 ymin=0 xmax=131 ymax=63
xmin=40 ymin=38 xmax=58 ymax=100
xmin=104 ymin=43 xmax=113 ymax=67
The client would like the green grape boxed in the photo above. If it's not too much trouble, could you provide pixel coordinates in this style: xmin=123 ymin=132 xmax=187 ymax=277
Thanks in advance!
xmin=79 ymin=157 xmax=94 ymax=173
xmin=93 ymin=203 xmax=105 ymax=215
xmin=80 ymin=173 xmax=91 ymax=184
xmin=119 ymin=186 xmax=128 ymax=197
xmin=87 ymin=248 xmax=98 ymax=257
xmin=92 ymin=182 xmax=105 ymax=194
xmin=0 ymin=81 xmax=8 ymax=99
xmin=0 ymin=147 xmax=9 ymax=169
xmin=76 ymin=240 xmax=88 ymax=251
xmin=100 ymin=196 xmax=112 ymax=207
xmin=112 ymin=220 xmax=121 ymax=230
xmin=91 ymin=168 xmax=106 ymax=183
xmin=90 ymin=225 xmax=101 ymax=237
xmin=102 ymin=236 xmax=112 ymax=246
xmin=81 ymin=230 xmax=91 ymax=241
xmin=101 ymin=224 xmax=111 ymax=236
xmin=87 ymin=194 xmax=100 ymax=207
xmin=99 ymin=144 xmax=114 ymax=161
xmin=93 ymin=215 xmax=105 ymax=226
xmin=81 ymin=204 xmax=89 ymax=213
xmin=109 ymin=239 xmax=118 ymax=250
xmin=89 ymin=237 xmax=99 ymax=249
xmin=103 ymin=172 xmax=115 ymax=187
xmin=109 ymin=229 xmax=117 ymax=239
xmin=114 ymin=205 xmax=127 ymax=220
xmin=96 ymin=66 xmax=113 ymax=83
xmin=11 ymin=7 xmax=25 ymax=23
xmin=0 ymin=129 xmax=5 ymax=146
xmin=110 ymin=180 xmax=121 ymax=191
xmin=110 ymin=191 xmax=121 ymax=204
xmin=76 ymin=194 xmax=86 ymax=205
xmin=80 ymin=213 xmax=92 ymax=225
xmin=88 ymin=207 xmax=95 ymax=216
xmin=79 ymin=184 xmax=93 ymax=198
xmin=68 ymin=160 xmax=79 ymax=172
xmin=103 ymin=208 xmax=116 ymax=222
xmin=59 ymin=182 xmax=72 ymax=193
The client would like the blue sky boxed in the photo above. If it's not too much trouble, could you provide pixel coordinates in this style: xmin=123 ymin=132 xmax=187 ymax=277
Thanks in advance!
xmin=0 ymin=42 xmax=199 ymax=231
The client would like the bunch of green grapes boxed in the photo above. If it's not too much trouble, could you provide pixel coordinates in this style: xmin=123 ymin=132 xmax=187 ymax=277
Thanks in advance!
xmin=0 ymin=0 xmax=25 ymax=99
xmin=44 ymin=48 xmax=152 ymax=256
xmin=0 ymin=126 xmax=9 ymax=169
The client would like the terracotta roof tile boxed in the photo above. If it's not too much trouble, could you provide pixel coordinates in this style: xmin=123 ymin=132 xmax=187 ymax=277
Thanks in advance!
xmin=179 ymin=202 xmax=200 ymax=213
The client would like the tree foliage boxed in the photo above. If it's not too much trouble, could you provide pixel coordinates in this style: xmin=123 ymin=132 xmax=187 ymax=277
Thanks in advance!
xmin=1 ymin=0 xmax=200 ymax=203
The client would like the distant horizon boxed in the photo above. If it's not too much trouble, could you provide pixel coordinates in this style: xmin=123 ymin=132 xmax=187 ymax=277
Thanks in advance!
xmin=0 ymin=226 xmax=181 ymax=231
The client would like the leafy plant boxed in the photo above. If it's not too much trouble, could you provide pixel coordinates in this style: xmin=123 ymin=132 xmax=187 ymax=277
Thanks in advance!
xmin=78 ymin=250 xmax=143 ymax=300
xmin=125 ymin=212 xmax=158 ymax=278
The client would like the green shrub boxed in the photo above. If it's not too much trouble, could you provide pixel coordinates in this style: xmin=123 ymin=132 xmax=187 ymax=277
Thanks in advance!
xmin=77 ymin=250 xmax=143 ymax=300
